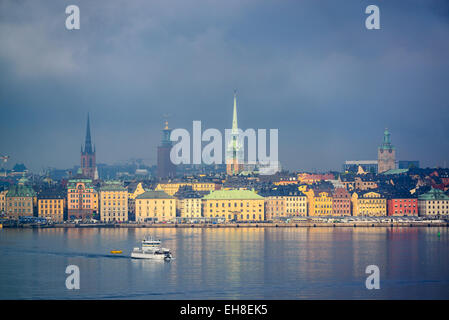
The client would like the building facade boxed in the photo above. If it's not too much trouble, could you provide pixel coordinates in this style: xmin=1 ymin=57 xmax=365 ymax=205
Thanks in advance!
xmin=418 ymin=187 xmax=449 ymax=216
xmin=99 ymin=181 xmax=128 ymax=222
xmin=67 ymin=178 xmax=98 ymax=220
xmin=378 ymin=128 xmax=396 ymax=173
xmin=352 ymin=191 xmax=387 ymax=216
xmin=5 ymin=179 xmax=36 ymax=219
xmin=135 ymin=190 xmax=176 ymax=222
xmin=305 ymin=189 xmax=333 ymax=216
xmin=203 ymin=189 xmax=264 ymax=221
xmin=387 ymin=196 xmax=418 ymax=216
xmin=38 ymin=190 xmax=65 ymax=222
xmin=332 ymin=187 xmax=351 ymax=216
xmin=263 ymin=195 xmax=285 ymax=221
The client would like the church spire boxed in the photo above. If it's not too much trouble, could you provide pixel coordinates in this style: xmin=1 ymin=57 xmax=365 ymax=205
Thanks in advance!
xmin=84 ymin=113 xmax=93 ymax=154
xmin=232 ymin=90 xmax=238 ymax=133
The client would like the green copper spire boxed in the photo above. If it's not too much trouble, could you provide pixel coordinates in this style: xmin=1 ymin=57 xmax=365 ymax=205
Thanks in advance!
xmin=232 ymin=90 xmax=238 ymax=133
xmin=383 ymin=128 xmax=390 ymax=144
xmin=380 ymin=128 xmax=395 ymax=150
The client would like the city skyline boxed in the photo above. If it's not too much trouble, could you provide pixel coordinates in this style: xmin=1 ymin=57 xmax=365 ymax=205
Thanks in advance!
xmin=1 ymin=0 xmax=449 ymax=171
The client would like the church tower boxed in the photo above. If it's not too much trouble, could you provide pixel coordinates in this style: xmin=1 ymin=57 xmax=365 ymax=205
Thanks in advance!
xmin=80 ymin=113 xmax=97 ymax=179
xmin=378 ymin=128 xmax=396 ymax=173
xmin=226 ymin=91 xmax=244 ymax=175
xmin=157 ymin=121 xmax=176 ymax=179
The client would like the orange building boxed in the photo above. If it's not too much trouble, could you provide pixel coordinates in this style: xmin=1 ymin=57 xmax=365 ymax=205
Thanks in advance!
xmin=67 ymin=178 xmax=98 ymax=220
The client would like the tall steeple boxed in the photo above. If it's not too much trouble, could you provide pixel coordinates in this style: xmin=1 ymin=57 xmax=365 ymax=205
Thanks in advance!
xmin=84 ymin=113 xmax=93 ymax=154
xmin=80 ymin=113 xmax=96 ymax=180
xmin=232 ymin=90 xmax=238 ymax=133
xmin=226 ymin=90 xmax=244 ymax=175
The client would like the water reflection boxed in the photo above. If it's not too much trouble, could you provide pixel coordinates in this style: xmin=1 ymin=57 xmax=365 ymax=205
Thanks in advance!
xmin=0 ymin=227 xmax=448 ymax=299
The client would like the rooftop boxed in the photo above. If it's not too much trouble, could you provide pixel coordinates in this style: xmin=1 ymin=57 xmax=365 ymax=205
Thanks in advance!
xmin=203 ymin=189 xmax=264 ymax=200
xmin=136 ymin=190 xmax=174 ymax=199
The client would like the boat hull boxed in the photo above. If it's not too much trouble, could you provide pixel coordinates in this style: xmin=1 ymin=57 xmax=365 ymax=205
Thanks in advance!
xmin=131 ymin=251 xmax=171 ymax=260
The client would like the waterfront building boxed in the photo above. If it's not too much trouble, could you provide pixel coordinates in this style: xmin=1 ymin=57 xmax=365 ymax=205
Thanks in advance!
xmin=260 ymin=187 xmax=307 ymax=220
xmin=387 ymin=194 xmax=418 ymax=216
xmin=67 ymin=178 xmax=98 ymax=220
xmin=37 ymin=189 xmax=65 ymax=222
xmin=157 ymin=121 xmax=176 ymax=179
xmin=174 ymin=186 xmax=202 ymax=218
xmin=343 ymin=160 xmax=378 ymax=174
xmin=80 ymin=113 xmax=97 ymax=180
xmin=202 ymin=189 xmax=264 ymax=222
xmin=135 ymin=190 xmax=176 ymax=222
xmin=99 ymin=181 xmax=128 ymax=222
xmin=352 ymin=191 xmax=387 ymax=216
xmin=284 ymin=190 xmax=307 ymax=217
xmin=226 ymin=92 xmax=244 ymax=175
xmin=263 ymin=195 xmax=285 ymax=221
xmin=304 ymin=188 xmax=333 ymax=217
xmin=332 ymin=187 xmax=351 ymax=216
xmin=378 ymin=128 xmax=396 ymax=173
xmin=155 ymin=182 xmax=218 ymax=196
xmin=418 ymin=187 xmax=449 ymax=216
xmin=5 ymin=177 xmax=36 ymax=219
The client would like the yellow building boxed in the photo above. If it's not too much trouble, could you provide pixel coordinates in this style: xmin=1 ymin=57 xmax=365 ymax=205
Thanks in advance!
xmin=135 ymin=190 xmax=176 ymax=222
xmin=38 ymin=192 xmax=65 ymax=222
xmin=99 ymin=182 xmax=128 ymax=222
xmin=304 ymin=189 xmax=333 ymax=216
xmin=352 ymin=191 xmax=387 ymax=216
xmin=203 ymin=189 xmax=264 ymax=222
xmin=155 ymin=182 xmax=217 ymax=196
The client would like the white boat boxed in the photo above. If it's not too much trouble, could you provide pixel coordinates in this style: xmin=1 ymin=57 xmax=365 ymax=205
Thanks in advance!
xmin=131 ymin=247 xmax=172 ymax=260
xmin=131 ymin=236 xmax=172 ymax=260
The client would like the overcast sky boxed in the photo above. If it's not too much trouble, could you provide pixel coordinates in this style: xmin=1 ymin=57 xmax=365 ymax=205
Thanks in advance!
xmin=1 ymin=0 xmax=448 ymax=172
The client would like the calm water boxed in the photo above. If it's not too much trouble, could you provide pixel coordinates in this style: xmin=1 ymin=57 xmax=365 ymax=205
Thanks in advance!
xmin=0 ymin=227 xmax=448 ymax=299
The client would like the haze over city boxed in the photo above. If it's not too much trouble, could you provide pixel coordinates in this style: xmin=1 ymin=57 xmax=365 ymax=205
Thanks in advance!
xmin=1 ymin=0 xmax=449 ymax=172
